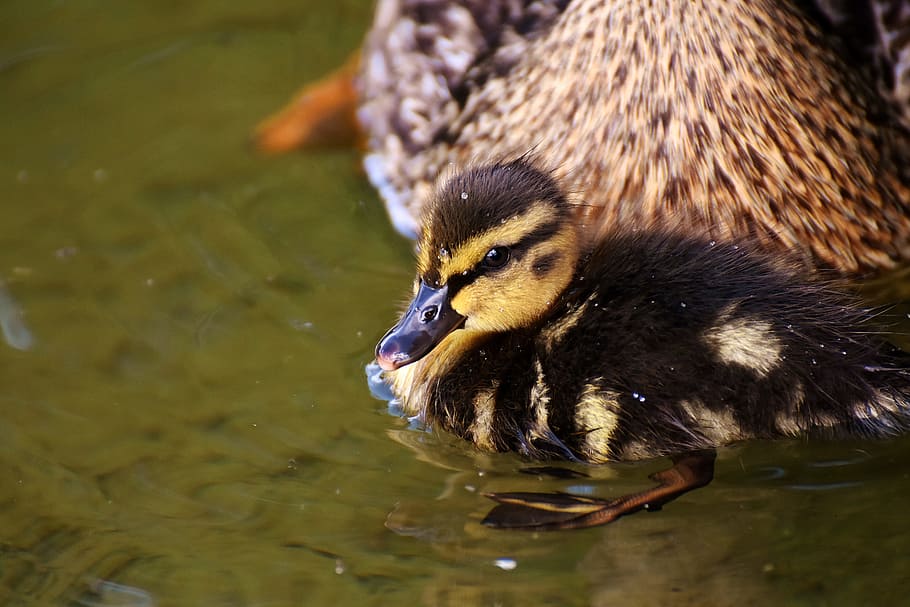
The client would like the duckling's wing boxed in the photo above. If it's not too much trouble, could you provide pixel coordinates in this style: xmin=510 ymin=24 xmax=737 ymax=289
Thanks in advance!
xmin=483 ymin=451 xmax=716 ymax=530
xmin=810 ymin=0 xmax=910 ymax=125
xmin=359 ymin=0 xmax=567 ymax=236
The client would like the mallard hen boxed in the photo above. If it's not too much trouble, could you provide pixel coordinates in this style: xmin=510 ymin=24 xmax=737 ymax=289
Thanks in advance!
xmin=258 ymin=0 xmax=910 ymax=278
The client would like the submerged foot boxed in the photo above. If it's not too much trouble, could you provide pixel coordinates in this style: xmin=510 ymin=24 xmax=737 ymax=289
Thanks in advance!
xmin=482 ymin=450 xmax=717 ymax=530
xmin=253 ymin=52 xmax=361 ymax=153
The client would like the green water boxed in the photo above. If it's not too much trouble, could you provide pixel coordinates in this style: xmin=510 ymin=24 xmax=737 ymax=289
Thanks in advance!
xmin=3 ymin=2 xmax=910 ymax=606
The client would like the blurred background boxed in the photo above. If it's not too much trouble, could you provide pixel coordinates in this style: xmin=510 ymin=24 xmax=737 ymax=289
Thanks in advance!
xmin=2 ymin=2 xmax=910 ymax=605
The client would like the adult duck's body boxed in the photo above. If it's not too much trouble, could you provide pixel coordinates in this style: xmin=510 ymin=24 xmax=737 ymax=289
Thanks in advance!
xmin=258 ymin=0 xmax=910 ymax=277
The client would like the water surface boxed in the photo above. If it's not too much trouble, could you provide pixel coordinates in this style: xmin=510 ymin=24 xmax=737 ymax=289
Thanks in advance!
xmin=2 ymin=2 xmax=910 ymax=606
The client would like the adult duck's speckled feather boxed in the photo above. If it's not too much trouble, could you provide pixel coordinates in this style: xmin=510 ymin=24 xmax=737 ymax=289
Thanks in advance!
xmin=358 ymin=0 xmax=910 ymax=275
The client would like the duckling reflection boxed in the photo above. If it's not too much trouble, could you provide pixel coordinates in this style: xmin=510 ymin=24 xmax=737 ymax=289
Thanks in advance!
xmin=375 ymin=160 xmax=910 ymax=529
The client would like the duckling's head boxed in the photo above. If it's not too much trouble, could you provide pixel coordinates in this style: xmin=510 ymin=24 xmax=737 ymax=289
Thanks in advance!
xmin=376 ymin=161 xmax=582 ymax=371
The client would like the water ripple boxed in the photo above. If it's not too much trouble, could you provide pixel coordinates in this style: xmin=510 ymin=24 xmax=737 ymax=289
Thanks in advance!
xmin=0 ymin=280 xmax=34 ymax=351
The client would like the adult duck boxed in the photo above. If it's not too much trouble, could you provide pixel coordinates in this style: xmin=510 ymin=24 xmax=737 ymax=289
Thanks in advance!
xmin=256 ymin=0 xmax=910 ymax=277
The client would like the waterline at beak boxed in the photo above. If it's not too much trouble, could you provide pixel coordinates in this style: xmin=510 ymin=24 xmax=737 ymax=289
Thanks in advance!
xmin=375 ymin=282 xmax=465 ymax=371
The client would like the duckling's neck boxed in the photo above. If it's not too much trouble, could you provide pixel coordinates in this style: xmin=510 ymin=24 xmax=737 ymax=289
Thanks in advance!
xmin=388 ymin=246 xmax=595 ymax=430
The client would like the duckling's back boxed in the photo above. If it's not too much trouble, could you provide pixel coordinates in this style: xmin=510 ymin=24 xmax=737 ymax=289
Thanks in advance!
xmin=426 ymin=231 xmax=910 ymax=462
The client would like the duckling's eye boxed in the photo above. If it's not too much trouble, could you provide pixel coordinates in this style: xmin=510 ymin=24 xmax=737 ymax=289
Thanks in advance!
xmin=483 ymin=246 xmax=510 ymax=269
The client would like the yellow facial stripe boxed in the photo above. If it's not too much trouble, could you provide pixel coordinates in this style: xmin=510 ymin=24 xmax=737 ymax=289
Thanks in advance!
xmin=416 ymin=241 xmax=432 ymax=279
xmin=448 ymin=223 xmax=577 ymax=330
xmin=420 ymin=202 xmax=556 ymax=280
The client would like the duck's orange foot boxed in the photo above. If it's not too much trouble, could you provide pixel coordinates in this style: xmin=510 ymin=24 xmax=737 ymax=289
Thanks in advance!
xmin=253 ymin=52 xmax=361 ymax=154
xmin=482 ymin=450 xmax=716 ymax=530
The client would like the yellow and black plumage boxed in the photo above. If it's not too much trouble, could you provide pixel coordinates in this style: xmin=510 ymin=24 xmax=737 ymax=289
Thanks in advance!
xmin=375 ymin=160 xmax=910 ymax=528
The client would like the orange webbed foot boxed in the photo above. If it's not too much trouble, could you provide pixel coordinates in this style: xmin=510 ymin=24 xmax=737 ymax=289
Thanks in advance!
xmin=253 ymin=51 xmax=362 ymax=153
xmin=482 ymin=450 xmax=717 ymax=530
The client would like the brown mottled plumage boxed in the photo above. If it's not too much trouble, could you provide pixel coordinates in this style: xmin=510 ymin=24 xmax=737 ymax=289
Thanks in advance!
xmin=359 ymin=0 xmax=910 ymax=276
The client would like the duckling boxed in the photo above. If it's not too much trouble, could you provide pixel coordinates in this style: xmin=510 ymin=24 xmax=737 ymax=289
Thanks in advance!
xmin=375 ymin=160 xmax=910 ymax=529
xmin=258 ymin=0 xmax=910 ymax=278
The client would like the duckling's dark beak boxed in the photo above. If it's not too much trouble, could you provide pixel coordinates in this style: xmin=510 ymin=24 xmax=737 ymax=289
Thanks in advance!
xmin=376 ymin=282 xmax=465 ymax=371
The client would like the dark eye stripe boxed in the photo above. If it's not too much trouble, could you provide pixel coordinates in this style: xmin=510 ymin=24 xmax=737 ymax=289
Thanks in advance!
xmin=437 ymin=218 xmax=564 ymax=295
xmin=532 ymin=252 xmax=561 ymax=277
xmin=513 ymin=220 xmax=562 ymax=253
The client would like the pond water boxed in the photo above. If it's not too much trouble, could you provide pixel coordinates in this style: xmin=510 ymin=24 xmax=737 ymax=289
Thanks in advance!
xmin=3 ymin=2 xmax=910 ymax=606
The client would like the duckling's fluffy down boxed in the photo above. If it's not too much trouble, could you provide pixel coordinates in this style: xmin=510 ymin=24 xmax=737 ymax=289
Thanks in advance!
xmin=378 ymin=162 xmax=910 ymax=463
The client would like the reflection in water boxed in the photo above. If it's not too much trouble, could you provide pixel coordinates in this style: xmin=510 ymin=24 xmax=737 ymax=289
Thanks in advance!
xmin=365 ymin=359 xmax=396 ymax=403
xmin=381 ymin=423 xmax=910 ymax=606
xmin=763 ymin=449 xmax=873 ymax=492
xmin=0 ymin=280 xmax=34 ymax=351
xmin=77 ymin=579 xmax=156 ymax=607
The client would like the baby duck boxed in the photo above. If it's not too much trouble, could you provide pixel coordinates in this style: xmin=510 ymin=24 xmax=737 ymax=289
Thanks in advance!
xmin=375 ymin=160 xmax=910 ymax=529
